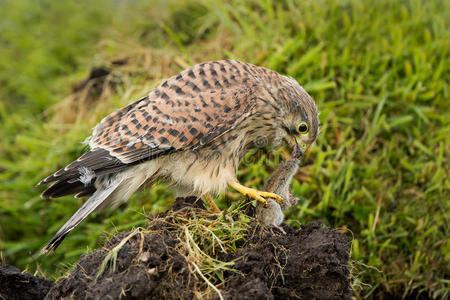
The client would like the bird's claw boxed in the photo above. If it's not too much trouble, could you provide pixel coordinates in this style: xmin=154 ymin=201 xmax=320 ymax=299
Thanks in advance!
xmin=257 ymin=191 xmax=284 ymax=204
xmin=228 ymin=181 xmax=283 ymax=206
xmin=241 ymin=188 xmax=283 ymax=206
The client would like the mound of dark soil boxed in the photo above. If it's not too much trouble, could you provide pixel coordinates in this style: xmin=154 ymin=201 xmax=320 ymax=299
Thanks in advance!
xmin=45 ymin=197 xmax=351 ymax=300
xmin=0 ymin=264 xmax=54 ymax=300
xmin=221 ymin=223 xmax=351 ymax=299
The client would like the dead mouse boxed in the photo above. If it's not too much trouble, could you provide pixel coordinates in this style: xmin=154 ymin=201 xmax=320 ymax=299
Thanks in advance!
xmin=256 ymin=144 xmax=303 ymax=232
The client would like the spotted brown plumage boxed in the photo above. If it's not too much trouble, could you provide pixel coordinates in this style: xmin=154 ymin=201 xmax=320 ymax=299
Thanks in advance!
xmin=39 ymin=60 xmax=319 ymax=253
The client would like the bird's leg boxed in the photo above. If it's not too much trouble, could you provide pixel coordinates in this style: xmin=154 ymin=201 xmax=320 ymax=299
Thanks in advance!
xmin=203 ymin=193 xmax=221 ymax=213
xmin=228 ymin=181 xmax=283 ymax=207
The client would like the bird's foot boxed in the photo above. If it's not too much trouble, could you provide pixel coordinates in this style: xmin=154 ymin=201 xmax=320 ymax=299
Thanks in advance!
xmin=289 ymin=193 xmax=298 ymax=206
xmin=270 ymin=225 xmax=286 ymax=235
xmin=228 ymin=181 xmax=283 ymax=207
xmin=203 ymin=193 xmax=221 ymax=213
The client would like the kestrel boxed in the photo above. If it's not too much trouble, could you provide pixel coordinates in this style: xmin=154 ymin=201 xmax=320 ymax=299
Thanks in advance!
xmin=38 ymin=60 xmax=319 ymax=253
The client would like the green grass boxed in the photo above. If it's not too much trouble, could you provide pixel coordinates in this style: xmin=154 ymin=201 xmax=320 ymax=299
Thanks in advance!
xmin=0 ymin=0 xmax=448 ymax=298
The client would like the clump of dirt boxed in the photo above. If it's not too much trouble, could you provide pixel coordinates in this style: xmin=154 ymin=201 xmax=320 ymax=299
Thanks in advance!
xmin=221 ymin=223 xmax=351 ymax=299
xmin=72 ymin=66 xmax=116 ymax=97
xmin=45 ymin=197 xmax=351 ymax=300
xmin=49 ymin=43 xmax=177 ymax=125
xmin=50 ymin=65 xmax=125 ymax=124
xmin=0 ymin=264 xmax=54 ymax=300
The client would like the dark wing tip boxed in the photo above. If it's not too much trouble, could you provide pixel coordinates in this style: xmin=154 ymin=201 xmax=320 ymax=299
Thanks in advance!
xmin=40 ymin=181 xmax=58 ymax=199
xmin=40 ymin=179 xmax=96 ymax=199
xmin=37 ymin=175 xmax=54 ymax=187
xmin=37 ymin=148 xmax=128 ymax=199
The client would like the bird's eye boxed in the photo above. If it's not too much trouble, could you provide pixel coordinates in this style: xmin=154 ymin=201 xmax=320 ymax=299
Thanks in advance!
xmin=297 ymin=122 xmax=309 ymax=134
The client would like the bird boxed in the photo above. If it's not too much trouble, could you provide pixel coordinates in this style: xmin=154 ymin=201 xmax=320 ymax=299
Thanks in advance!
xmin=256 ymin=143 xmax=303 ymax=232
xmin=38 ymin=60 xmax=319 ymax=253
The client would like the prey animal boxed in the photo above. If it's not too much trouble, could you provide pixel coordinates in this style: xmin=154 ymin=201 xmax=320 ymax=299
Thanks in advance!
xmin=256 ymin=144 xmax=303 ymax=232
xmin=38 ymin=60 xmax=319 ymax=253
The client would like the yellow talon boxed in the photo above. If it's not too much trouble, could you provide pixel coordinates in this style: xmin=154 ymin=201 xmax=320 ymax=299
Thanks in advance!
xmin=258 ymin=191 xmax=284 ymax=204
xmin=228 ymin=181 xmax=283 ymax=207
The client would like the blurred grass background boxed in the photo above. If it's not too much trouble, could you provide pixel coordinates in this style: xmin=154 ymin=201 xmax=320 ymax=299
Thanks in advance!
xmin=0 ymin=0 xmax=448 ymax=298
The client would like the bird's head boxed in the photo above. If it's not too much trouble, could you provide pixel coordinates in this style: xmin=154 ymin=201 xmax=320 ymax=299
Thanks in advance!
xmin=277 ymin=77 xmax=320 ymax=155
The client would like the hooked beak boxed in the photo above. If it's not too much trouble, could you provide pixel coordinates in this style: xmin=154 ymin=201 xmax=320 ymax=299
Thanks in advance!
xmin=282 ymin=135 xmax=307 ymax=159
xmin=292 ymin=138 xmax=306 ymax=159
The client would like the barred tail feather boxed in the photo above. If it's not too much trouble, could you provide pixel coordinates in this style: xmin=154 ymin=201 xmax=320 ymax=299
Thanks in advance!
xmin=40 ymin=176 xmax=124 ymax=255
